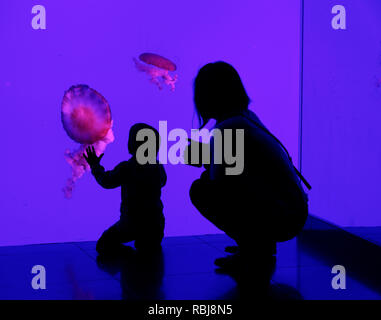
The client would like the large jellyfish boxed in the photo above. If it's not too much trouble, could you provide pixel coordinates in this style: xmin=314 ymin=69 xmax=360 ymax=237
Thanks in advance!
xmin=133 ymin=53 xmax=178 ymax=91
xmin=61 ymin=84 xmax=114 ymax=198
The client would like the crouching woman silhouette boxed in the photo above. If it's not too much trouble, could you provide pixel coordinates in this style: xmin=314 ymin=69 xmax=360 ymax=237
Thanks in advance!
xmin=188 ymin=62 xmax=309 ymax=276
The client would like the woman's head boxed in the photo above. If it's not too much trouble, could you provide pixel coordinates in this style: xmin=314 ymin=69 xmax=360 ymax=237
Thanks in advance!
xmin=193 ymin=61 xmax=250 ymax=127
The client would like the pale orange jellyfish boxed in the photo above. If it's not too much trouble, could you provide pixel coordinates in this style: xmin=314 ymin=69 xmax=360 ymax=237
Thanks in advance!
xmin=133 ymin=53 xmax=178 ymax=91
xmin=61 ymin=84 xmax=114 ymax=198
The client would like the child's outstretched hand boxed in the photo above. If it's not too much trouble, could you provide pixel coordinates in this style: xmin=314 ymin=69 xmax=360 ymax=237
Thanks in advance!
xmin=83 ymin=146 xmax=104 ymax=168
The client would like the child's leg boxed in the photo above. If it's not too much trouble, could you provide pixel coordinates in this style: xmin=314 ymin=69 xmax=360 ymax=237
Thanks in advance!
xmin=96 ymin=221 xmax=136 ymax=255
xmin=134 ymin=215 xmax=165 ymax=251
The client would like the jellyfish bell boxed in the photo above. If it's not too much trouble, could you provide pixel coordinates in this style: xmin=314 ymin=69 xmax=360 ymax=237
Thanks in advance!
xmin=133 ymin=53 xmax=178 ymax=91
xmin=61 ymin=85 xmax=112 ymax=144
xmin=139 ymin=53 xmax=177 ymax=72
xmin=61 ymin=84 xmax=114 ymax=198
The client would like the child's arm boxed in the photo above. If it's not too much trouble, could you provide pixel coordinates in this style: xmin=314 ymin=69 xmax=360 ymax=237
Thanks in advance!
xmin=90 ymin=163 xmax=124 ymax=189
xmin=83 ymin=146 xmax=124 ymax=189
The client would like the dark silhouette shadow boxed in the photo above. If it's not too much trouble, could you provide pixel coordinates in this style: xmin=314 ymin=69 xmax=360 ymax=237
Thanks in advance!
xmin=215 ymin=251 xmax=303 ymax=300
xmin=216 ymin=251 xmax=303 ymax=301
xmin=96 ymin=245 xmax=165 ymax=300
xmin=84 ymin=123 xmax=167 ymax=256
xmin=267 ymin=283 xmax=303 ymax=300
xmin=214 ymin=246 xmax=276 ymax=298
xmin=189 ymin=62 xmax=310 ymax=285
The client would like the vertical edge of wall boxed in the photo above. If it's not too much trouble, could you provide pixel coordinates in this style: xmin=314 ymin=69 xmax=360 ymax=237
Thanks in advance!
xmin=298 ymin=0 xmax=304 ymax=173
xmin=298 ymin=3 xmax=381 ymax=293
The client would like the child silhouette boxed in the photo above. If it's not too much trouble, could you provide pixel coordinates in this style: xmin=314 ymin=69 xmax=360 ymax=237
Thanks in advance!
xmin=84 ymin=123 xmax=167 ymax=255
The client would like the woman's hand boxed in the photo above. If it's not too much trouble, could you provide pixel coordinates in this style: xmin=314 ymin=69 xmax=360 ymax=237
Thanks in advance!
xmin=83 ymin=146 xmax=104 ymax=167
xmin=184 ymin=138 xmax=210 ymax=168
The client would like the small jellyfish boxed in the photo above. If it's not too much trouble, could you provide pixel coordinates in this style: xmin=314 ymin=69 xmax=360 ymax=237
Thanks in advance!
xmin=133 ymin=53 xmax=178 ymax=91
xmin=61 ymin=84 xmax=114 ymax=198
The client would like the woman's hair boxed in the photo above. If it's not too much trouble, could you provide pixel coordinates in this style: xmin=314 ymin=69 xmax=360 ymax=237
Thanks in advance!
xmin=193 ymin=61 xmax=250 ymax=128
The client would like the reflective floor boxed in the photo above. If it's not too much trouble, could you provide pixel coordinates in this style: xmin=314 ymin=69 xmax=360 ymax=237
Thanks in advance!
xmin=0 ymin=234 xmax=380 ymax=300
xmin=345 ymin=227 xmax=381 ymax=246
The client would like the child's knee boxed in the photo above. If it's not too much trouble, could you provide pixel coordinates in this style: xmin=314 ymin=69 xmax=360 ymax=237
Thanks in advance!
xmin=96 ymin=233 xmax=111 ymax=254
xmin=96 ymin=227 xmax=120 ymax=254
xmin=134 ymin=230 xmax=164 ymax=251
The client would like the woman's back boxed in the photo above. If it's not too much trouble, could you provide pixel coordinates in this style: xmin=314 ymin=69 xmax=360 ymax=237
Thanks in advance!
xmin=211 ymin=109 xmax=306 ymax=211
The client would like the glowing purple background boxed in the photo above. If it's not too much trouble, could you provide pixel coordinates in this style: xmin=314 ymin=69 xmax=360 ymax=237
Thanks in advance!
xmin=0 ymin=0 xmax=300 ymax=245
xmin=302 ymin=0 xmax=381 ymax=226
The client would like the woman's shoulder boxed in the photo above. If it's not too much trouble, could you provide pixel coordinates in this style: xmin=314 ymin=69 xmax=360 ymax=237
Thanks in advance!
xmin=215 ymin=109 xmax=261 ymax=130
